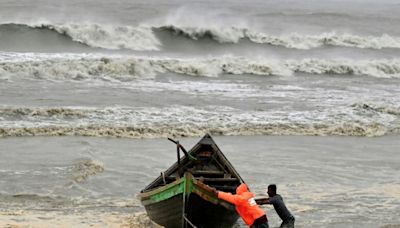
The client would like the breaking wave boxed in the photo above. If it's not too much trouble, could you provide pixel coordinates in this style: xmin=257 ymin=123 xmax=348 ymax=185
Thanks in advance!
xmin=1 ymin=54 xmax=400 ymax=79
xmin=159 ymin=25 xmax=400 ymax=49
xmin=2 ymin=22 xmax=400 ymax=50
xmin=0 ymin=23 xmax=160 ymax=51
xmin=1 ymin=103 xmax=398 ymax=138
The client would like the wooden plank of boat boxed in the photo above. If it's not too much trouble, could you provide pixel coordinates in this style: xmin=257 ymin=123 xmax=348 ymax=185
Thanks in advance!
xmin=139 ymin=134 xmax=243 ymax=228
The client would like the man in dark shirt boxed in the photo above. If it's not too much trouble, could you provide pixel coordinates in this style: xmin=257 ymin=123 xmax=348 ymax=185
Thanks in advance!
xmin=257 ymin=184 xmax=295 ymax=228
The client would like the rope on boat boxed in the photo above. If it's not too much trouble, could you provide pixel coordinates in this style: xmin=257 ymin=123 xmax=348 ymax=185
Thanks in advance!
xmin=161 ymin=172 xmax=166 ymax=185
xmin=183 ymin=214 xmax=198 ymax=228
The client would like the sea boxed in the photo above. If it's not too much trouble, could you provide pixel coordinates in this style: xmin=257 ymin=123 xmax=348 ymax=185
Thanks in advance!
xmin=0 ymin=0 xmax=399 ymax=227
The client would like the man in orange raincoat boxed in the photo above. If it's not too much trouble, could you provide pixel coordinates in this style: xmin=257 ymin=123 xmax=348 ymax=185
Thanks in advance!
xmin=212 ymin=183 xmax=269 ymax=228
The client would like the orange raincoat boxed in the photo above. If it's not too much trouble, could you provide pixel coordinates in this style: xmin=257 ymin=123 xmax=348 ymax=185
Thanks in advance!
xmin=218 ymin=183 xmax=266 ymax=226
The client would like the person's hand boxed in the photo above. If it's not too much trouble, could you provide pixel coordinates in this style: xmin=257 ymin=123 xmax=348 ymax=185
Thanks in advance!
xmin=210 ymin=187 xmax=218 ymax=196
xmin=255 ymin=197 xmax=269 ymax=205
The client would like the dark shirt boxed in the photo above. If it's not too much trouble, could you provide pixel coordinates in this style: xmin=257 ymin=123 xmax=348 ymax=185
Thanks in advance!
xmin=269 ymin=194 xmax=293 ymax=221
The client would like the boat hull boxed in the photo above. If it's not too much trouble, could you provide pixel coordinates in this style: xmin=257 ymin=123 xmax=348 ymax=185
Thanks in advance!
xmin=140 ymin=174 xmax=238 ymax=228
xmin=185 ymin=193 xmax=238 ymax=228
xmin=145 ymin=194 xmax=184 ymax=228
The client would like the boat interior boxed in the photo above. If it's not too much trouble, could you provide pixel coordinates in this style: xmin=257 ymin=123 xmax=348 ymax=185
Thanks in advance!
xmin=141 ymin=136 xmax=243 ymax=194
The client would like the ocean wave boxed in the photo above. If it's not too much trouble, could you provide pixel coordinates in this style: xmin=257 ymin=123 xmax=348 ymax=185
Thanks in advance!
xmin=0 ymin=122 xmax=394 ymax=138
xmin=159 ymin=25 xmax=246 ymax=43
xmin=0 ymin=23 xmax=160 ymax=51
xmin=2 ymin=22 xmax=400 ymax=51
xmin=353 ymin=103 xmax=400 ymax=116
xmin=1 ymin=54 xmax=400 ymax=79
xmin=1 ymin=103 xmax=398 ymax=137
xmin=286 ymin=58 xmax=400 ymax=78
xmin=0 ymin=56 xmax=158 ymax=80
xmin=159 ymin=25 xmax=400 ymax=49
xmin=0 ymin=193 xmax=67 ymax=208
xmin=247 ymin=32 xmax=400 ymax=50
xmin=0 ymin=107 xmax=87 ymax=118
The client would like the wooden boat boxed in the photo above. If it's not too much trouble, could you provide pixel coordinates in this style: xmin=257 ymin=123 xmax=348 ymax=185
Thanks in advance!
xmin=139 ymin=134 xmax=244 ymax=228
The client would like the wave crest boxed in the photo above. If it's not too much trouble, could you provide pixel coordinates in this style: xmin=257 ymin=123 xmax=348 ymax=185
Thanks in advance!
xmin=159 ymin=25 xmax=246 ymax=43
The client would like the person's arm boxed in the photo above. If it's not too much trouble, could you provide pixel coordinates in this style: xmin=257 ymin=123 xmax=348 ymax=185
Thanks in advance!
xmin=257 ymin=195 xmax=278 ymax=205
xmin=256 ymin=197 xmax=270 ymax=205
xmin=218 ymin=191 xmax=236 ymax=204
xmin=214 ymin=190 xmax=237 ymax=204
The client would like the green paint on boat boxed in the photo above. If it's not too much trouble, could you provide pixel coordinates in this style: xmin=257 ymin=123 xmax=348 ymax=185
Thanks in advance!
xmin=142 ymin=173 xmax=199 ymax=206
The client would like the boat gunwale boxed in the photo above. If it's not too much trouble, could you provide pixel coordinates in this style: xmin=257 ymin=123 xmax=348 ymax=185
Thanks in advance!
xmin=192 ymin=177 xmax=236 ymax=211
xmin=140 ymin=177 xmax=185 ymax=199
xmin=139 ymin=172 xmax=236 ymax=211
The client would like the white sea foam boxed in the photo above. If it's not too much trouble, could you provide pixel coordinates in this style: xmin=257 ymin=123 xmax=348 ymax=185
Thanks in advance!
xmin=71 ymin=159 xmax=104 ymax=183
